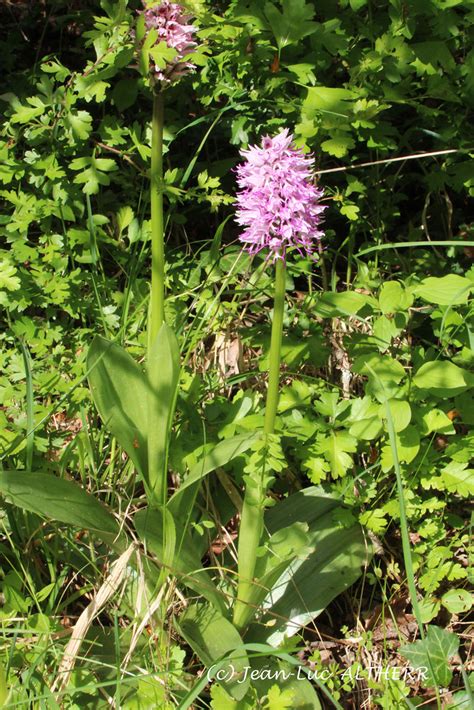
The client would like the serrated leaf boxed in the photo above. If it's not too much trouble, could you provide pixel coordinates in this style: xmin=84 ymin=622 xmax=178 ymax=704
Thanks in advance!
xmin=265 ymin=684 xmax=295 ymax=710
xmin=340 ymin=202 xmax=360 ymax=220
xmin=10 ymin=96 xmax=45 ymax=124
xmin=264 ymin=0 xmax=318 ymax=50
xmin=303 ymin=457 xmax=330 ymax=484
xmin=0 ymin=260 xmax=21 ymax=291
xmin=116 ymin=206 xmax=134 ymax=237
xmin=70 ymin=156 xmax=118 ymax=195
xmin=65 ymin=110 xmax=93 ymax=140
xmin=321 ymin=133 xmax=355 ymax=157
xmin=359 ymin=508 xmax=387 ymax=534
xmin=431 ymin=461 xmax=474 ymax=497
xmin=314 ymin=391 xmax=350 ymax=419
xmin=149 ymin=41 xmax=178 ymax=68
xmin=316 ymin=430 xmax=357 ymax=478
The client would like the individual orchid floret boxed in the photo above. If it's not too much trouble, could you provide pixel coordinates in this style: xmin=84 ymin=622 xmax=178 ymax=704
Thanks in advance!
xmin=141 ymin=1 xmax=198 ymax=83
xmin=235 ymin=129 xmax=327 ymax=261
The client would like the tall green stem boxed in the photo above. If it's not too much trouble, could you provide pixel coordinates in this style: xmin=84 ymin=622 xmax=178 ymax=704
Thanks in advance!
xmin=233 ymin=258 xmax=286 ymax=630
xmin=264 ymin=258 xmax=285 ymax=434
xmin=149 ymin=90 xmax=165 ymax=351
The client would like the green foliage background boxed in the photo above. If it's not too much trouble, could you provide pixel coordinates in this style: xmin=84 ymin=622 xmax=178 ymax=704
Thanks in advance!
xmin=0 ymin=0 xmax=472 ymax=707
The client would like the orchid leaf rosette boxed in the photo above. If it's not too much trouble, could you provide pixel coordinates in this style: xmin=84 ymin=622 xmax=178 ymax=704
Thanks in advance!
xmin=232 ymin=130 xmax=328 ymax=630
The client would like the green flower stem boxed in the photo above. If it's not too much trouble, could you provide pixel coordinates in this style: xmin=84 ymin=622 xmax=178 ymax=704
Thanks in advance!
xmin=149 ymin=90 xmax=165 ymax=351
xmin=264 ymin=258 xmax=285 ymax=435
xmin=233 ymin=258 xmax=286 ymax=631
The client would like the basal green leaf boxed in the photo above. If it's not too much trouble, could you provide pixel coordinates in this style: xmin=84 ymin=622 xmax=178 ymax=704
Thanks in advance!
xmin=147 ymin=324 xmax=181 ymax=503
xmin=134 ymin=508 xmax=225 ymax=613
xmin=253 ymin=487 xmax=370 ymax=646
xmin=87 ymin=337 xmax=149 ymax=478
xmin=177 ymin=604 xmax=250 ymax=700
xmin=0 ymin=661 xmax=9 ymax=705
xmin=0 ymin=471 xmax=119 ymax=538
xmin=169 ymin=433 xmax=258 ymax=507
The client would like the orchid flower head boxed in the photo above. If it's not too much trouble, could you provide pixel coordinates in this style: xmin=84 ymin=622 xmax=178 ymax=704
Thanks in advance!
xmin=235 ymin=129 xmax=327 ymax=262
xmin=141 ymin=1 xmax=198 ymax=83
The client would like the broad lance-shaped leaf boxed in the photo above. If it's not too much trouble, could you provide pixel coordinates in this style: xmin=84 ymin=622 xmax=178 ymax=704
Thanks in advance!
xmin=87 ymin=337 xmax=149 ymax=479
xmin=168 ymin=433 xmax=258 ymax=521
xmin=248 ymin=486 xmax=370 ymax=647
xmin=176 ymin=603 xmax=250 ymax=701
xmin=147 ymin=323 xmax=180 ymax=504
xmin=246 ymin=655 xmax=322 ymax=710
xmin=0 ymin=471 xmax=119 ymax=539
xmin=233 ymin=522 xmax=313 ymax=631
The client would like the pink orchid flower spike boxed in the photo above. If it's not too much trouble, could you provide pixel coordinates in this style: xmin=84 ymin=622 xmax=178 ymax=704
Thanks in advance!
xmin=235 ymin=129 xmax=327 ymax=262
